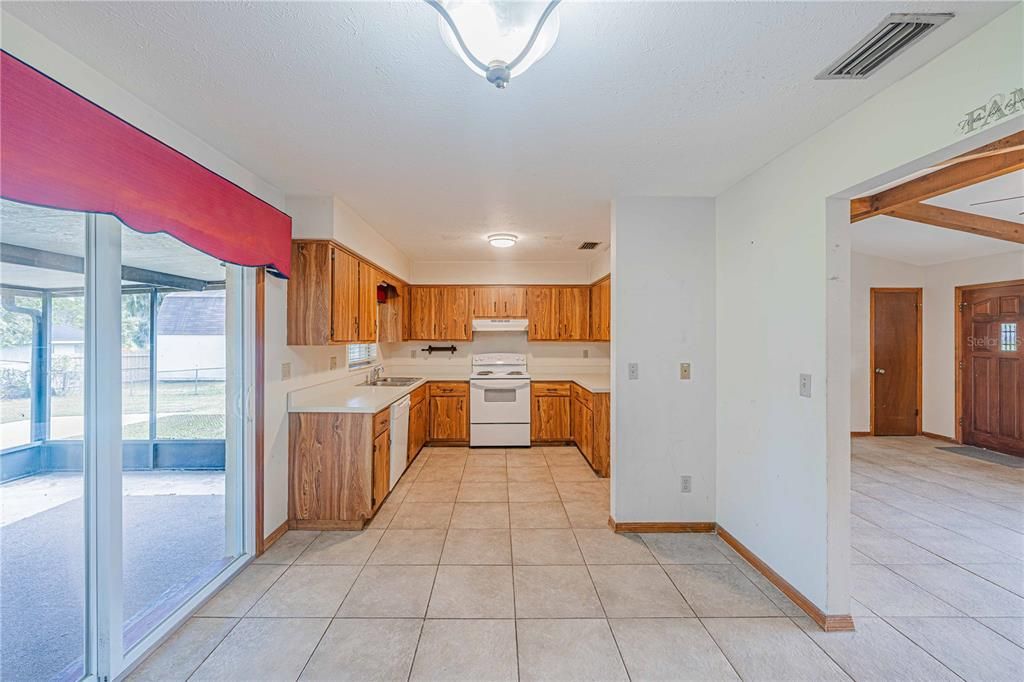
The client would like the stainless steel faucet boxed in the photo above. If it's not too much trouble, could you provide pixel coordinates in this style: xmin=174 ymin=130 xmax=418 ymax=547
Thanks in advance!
xmin=369 ymin=365 xmax=384 ymax=383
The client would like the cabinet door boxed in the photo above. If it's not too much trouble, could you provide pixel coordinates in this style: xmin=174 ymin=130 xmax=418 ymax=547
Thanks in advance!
xmin=471 ymin=287 xmax=499 ymax=317
xmin=590 ymin=278 xmax=610 ymax=341
xmin=409 ymin=287 xmax=438 ymax=340
xmin=575 ymin=401 xmax=594 ymax=464
xmin=372 ymin=429 xmax=390 ymax=509
xmin=557 ymin=287 xmax=591 ymax=340
xmin=408 ymin=399 xmax=427 ymax=463
xmin=330 ymin=247 xmax=360 ymax=342
xmin=498 ymin=287 xmax=527 ymax=317
xmin=532 ymin=395 xmax=570 ymax=441
xmin=440 ymin=287 xmax=470 ymax=340
xmin=358 ymin=261 xmax=379 ymax=342
xmin=429 ymin=395 xmax=468 ymax=440
xmin=527 ymin=287 xmax=555 ymax=340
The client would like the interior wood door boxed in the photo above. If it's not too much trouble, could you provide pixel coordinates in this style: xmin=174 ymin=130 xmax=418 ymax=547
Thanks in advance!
xmin=527 ymin=287 xmax=555 ymax=340
xmin=961 ymin=282 xmax=1023 ymax=456
xmin=330 ymin=247 xmax=360 ymax=342
xmin=871 ymin=289 xmax=921 ymax=436
xmin=409 ymin=287 xmax=438 ymax=340
xmin=372 ymin=429 xmax=390 ymax=509
xmin=357 ymin=261 xmax=379 ymax=342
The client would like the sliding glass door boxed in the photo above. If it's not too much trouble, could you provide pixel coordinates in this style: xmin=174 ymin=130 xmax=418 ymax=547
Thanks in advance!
xmin=0 ymin=206 xmax=256 ymax=680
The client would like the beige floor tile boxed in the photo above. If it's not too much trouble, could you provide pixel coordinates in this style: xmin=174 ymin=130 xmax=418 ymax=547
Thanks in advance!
xmin=888 ymin=616 xmax=1024 ymax=681
xmin=336 ymin=565 xmax=436 ymax=617
xmin=665 ymin=564 xmax=782 ymax=617
xmin=299 ymin=618 xmax=422 ymax=681
xmin=449 ymin=502 xmax=510 ymax=528
xmin=460 ymin=466 xmax=507 ymax=482
xmin=889 ymin=563 xmax=1024 ymax=616
xmin=701 ymin=617 xmax=850 ymax=681
xmin=427 ymin=565 xmax=515 ymax=618
xmin=365 ymin=496 xmax=401 ymax=529
xmin=542 ymin=445 xmax=584 ymax=457
xmin=509 ymin=501 xmax=570 ymax=528
xmin=388 ymin=502 xmax=453 ymax=529
xmin=456 ymin=481 xmax=509 ymax=502
xmin=410 ymin=619 xmax=517 ymax=681
xmin=962 ymin=562 xmax=1024 ymax=597
xmin=851 ymin=564 xmax=963 ymax=617
xmin=554 ymin=480 xmax=607 ymax=502
xmin=294 ymin=530 xmax=383 ymax=565
xmin=507 ymin=466 xmax=553 ymax=482
xmin=405 ymin=479 xmax=460 ymax=503
xmin=511 ymin=528 xmax=584 ymax=565
xmin=127 ymin=617 xmax=237 ymax=681
xmin=423 ymin=453 xmax=468 ymax=467
xmin=563 ymin=501 xmax=611 ymax=528
xmin=610 ymin=618 xmax=739 ymax=681
xmin=794 ymin=616 xmax=959 ymax=682
xmin=466 ymin=452 xmax=507 ymax=467
xmin=977 ymin=617 xmax=1024 ymax=647
xmin=247 ymin=565 xmax=360 ymax=617
xmin=726 ymin=554 xmax=806 ymax=616
xmin=513 ymin=565 xmax=604 ymax=618
xmin=467 ymin=447 xmax=507 ymax=456
xmin=516 ymin=619 xmax=627 ymax=682
xmin=548 ymin=465 xmax=597 ymax=481
xmin=851 ymin=547 xmax=877 ymax=564
xmin=544 ymin=451 xmax=588 ymax=467
xmin=506 ymin=452 xmax=548 ymax=467
xmin=440 ymin=528 xmax=512 ymax=565
xmin=641 ymin=533 xmax=731 ymax=564
xmin=368 ymin=529 xmax=446 ymax=565
xmin=890 ymin=525 xmax=1013 ymax=563
xmin=574 ymin=529 xmax=657 ymax=564
xmin=508 ymin=481 xmax=560 ymax=502
xmin=196 ymin=564 xmax=286 ymax=617
xmin=588 ymin=565 xmax=694 ymax=617
xmin=415 ymin=465 xmax=465 ymax=482
xmin=252 ymin=530 xmax=320 ymax=565
xmin=190 ymin=617 xmax=329 ymax=681
xmin=851 ymin=526 xmax=946 ymax=564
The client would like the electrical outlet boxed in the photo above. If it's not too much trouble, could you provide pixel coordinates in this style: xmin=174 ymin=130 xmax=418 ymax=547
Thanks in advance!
xmin=281 ymin=362 xmax=291 ymax=380
xmin=583 ymin=349 xmax=590 ymax=359
xmin=410 ymin=349 xmax=417 ymax=359
xmin=680 ymin=362 xmax=691 ymax=380
xmin=680 ymin=475 xmax=692 ymax=493
xmin=799 ymin=373 xmax=812 ymax=398
xmin=329 ymin=356 xmax=338 ymax=370
xmin=628 ymin=362 xmax=639 ymax=380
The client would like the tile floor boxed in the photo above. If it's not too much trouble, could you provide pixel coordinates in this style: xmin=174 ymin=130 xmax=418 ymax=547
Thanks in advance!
xmin=131 ymin=438 xmax=1023 ymax=681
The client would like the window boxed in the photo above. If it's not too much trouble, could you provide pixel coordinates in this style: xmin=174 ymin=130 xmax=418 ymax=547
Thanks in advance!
xmin=1001 ymin=323 xmax=1018 ymax=352
xmin=347 ymin=343 xmax=378 ymax=369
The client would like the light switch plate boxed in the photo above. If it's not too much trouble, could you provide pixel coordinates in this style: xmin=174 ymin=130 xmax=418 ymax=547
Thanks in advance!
xmin=799 ymin=373 xmax=812 ymax=398
xmin=680 ymin=363 xmax=691 ymax=380
xmin=329 ymin=356 xmax=338 ymax=370
xmin=281 ymin=362 xmax=292 ymax=380
xmin=628 ymin=362 xmax=639 ymax=380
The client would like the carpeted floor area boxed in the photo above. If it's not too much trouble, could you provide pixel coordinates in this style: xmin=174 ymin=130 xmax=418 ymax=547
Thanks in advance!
xmin=1 ymin=494 xmax=226 ymax=681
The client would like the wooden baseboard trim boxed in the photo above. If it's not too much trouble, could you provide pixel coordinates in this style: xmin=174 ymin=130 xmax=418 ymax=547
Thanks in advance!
xmin=260 ymin=521 xmax=288 ymax=555
xmin=921 ymin=431 xmax=958 ymax=444
xmin=717 ymin=526 xmax=854 ymax=632
xmin=288 ymin=518 xmax=367 ymax=531
xmin=850 ymin=431 xmax=871 ymax=438
xmin=608 ymin=517 xmax=716 ymax=533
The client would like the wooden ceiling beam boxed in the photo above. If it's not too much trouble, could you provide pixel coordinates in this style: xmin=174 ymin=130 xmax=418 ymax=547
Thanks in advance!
xmin=851 ymin=131 xmax=1024 ymax=223
xmin=889 ymin=203 xmax=1024 ymax=244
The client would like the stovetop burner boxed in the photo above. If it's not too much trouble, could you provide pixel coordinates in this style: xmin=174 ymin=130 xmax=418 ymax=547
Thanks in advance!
xmin=477 ymin=370 xmax=493 ymax=375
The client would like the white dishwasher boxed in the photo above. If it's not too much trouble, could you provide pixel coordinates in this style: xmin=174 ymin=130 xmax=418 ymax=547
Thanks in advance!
xmin=388 ymin=395 xmax=411 ymax=490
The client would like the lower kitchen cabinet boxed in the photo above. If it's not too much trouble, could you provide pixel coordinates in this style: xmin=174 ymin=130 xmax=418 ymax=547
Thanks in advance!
xmin=571 ymin=397 xmax=594 ymax=463
xmin=428 ymin=381 xmax=469 ymax=442
xmin=531 ymin=383 xmax=571 ymax=441
xmin=408 ymin=386 xmax=428 ymax=463
xmin=372 ymin=427 xmax=390 ymax=509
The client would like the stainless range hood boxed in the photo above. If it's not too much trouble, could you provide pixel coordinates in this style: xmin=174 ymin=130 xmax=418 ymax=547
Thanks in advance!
xmin=472 ymin=318 xmax=529 ymax=332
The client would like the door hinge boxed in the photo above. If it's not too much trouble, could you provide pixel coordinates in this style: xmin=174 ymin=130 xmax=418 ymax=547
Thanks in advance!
xmin=959 ymin=360 xmax=965 ymax=370
xmin=959 ymin=301 xmax=968 ymax=312
xmin=914 ymin=408 xmax=919 ymax=416
xmin=958 ymin=416 xmax=964 ymax=426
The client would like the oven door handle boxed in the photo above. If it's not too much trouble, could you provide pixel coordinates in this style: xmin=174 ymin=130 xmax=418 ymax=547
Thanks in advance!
xmin=472 ymin=380 xmax=531 ymax=391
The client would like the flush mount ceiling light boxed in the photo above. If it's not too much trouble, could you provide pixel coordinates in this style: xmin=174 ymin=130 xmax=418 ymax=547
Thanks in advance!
xmin=488 ymin=233 xmax=518 ymax=248
xmin=425 ymin=0 xmax=561 ymax=89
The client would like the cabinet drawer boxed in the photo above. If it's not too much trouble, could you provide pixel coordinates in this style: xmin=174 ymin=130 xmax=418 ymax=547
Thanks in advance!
xmin=429 ymin=381 xmax=468 ymax=397
xmin=410 ymin=385 xmax=427 ymax=407
xmin=532 ymin=382 xmax=570 ymax=397
xmin=373 ymin=409 xmax=390 ymax=437
xmin=571 ymin=383 xmax=593 ymax=410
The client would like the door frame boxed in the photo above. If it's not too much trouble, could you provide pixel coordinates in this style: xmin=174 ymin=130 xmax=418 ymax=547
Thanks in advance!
xmin=869 ymin=287 xmax=923 ymax=436
xmin=954 ymin=278 xmax=1024 ymax=444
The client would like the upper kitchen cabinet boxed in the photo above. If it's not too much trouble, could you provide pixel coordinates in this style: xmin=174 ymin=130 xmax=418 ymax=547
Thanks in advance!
xmin=472 ymin=286 xmax=528 ymax=318
xmin=590 ymin=276 xmax=610 ymax=341
xmin=407 ymin=286 xmax=471 ymax=340
xmin=357 ymin=261 xmax=379 ymax=342
xmin=440 ymin=287 xmax=471 ymax=339
xmin=528 ymin=286 xmax=590 ymax=340
xmin=527 ymin=287 xmax=555 ymax=339
xmin=408 ymin=286 xmax=440 ymax=339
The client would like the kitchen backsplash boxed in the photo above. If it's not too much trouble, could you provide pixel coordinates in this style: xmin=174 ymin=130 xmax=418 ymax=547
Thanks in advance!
xmin=380 ymin=333 xmax=610 ymax=374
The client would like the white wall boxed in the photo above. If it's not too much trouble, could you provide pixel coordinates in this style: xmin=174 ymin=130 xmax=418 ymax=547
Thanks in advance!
xmin=588 ymin=248 xmax=611 ymax=281
xmin=410 ymin=260 xmax=593 ymax=284
xmin=715 ymin=5 xmax=1022 ymax=615
xmin=611 ymin=197 xmax=717 ymax=523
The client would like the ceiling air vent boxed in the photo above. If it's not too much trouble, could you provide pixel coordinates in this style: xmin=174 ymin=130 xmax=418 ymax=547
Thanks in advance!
xmin=577 ymin=241 xmax=601 ymax=250
xmin=816 ymin=13 xmax=953 ymax=80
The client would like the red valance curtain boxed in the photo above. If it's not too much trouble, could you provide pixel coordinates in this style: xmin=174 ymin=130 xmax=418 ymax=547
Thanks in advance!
xmin=0 ymin=51 xmax=291 ymax=278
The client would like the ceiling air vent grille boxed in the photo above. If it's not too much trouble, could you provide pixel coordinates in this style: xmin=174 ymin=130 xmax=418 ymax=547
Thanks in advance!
xmin=577 ymin=241 xmax=601 ymax=250
xmin=817 ymin=13 xmax=953 ymax=80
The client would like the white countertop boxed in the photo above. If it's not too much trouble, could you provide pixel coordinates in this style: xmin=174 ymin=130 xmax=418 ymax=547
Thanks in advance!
xmin=288 ymin=370 xmax=610 ymax=414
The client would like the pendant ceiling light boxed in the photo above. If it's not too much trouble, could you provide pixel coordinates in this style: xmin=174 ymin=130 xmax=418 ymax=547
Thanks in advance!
xmin=426 ymin=0 xmax=561 ymax=89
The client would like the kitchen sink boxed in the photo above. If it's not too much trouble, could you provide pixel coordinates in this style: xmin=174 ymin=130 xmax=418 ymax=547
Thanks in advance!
xmin=362 ymin=377 xmax=421 ymax=387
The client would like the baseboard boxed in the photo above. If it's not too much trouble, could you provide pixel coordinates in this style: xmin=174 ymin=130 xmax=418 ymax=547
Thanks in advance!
xmin=288 ymin=518 xmax=367 ymax=531
xmin=608 ymin=517 xmax=717 ymax=533
xmin=716 ymin=526 xmax=855 ymax=632
xmin=260 ymin=521 xmax=288 ymax=555
xmin=921 ymin=431 xmax=958 ymax=444
xmin=850 ymin=431 xmax=871 ymax=438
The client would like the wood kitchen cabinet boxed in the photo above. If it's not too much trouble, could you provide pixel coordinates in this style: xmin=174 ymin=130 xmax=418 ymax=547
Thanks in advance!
xmin=531 ymin=382 xmax=571 ymax=441
xmin=428 ymin=382 xmax=469 ymax=441
xmin=527 ymin=286 xmax=590 ymax=341
xmin=571 ymin=396 xmax=594 ymax=463
xmin=590 ymin=276 xmax=610 ymax=341
xmin=472 ymin=286 xmax=527 ymax=317
xmin=408 ymin=386 xmax=427 ymax=463
xmin=357 ymin=261 xmax=380 ymax=342
xmin=371 ymin=411 xmax=390 ymax=509
xmin=527 ymin=287 xmax=555 ymax=339
xmin=408 ymin=287 xmax=471 ymax=340
xmin=440 ymin=287 xmax=471 ymax=340
xmin=408 ymin=286 xmax=440 ymax=339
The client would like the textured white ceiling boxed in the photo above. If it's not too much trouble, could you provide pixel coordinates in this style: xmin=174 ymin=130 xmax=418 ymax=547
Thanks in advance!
xmin=3 ymin=1 xmax=1015 ymax=262
xmin=851 ymin=214 xmax=1022 ymax=266
xmin=926 ymin=171 xmax=1024 ymax=222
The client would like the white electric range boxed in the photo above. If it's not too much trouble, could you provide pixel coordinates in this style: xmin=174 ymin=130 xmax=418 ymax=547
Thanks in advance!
xmin=469 ymin=353 xmax=531 ymax=447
